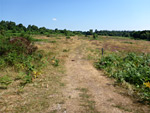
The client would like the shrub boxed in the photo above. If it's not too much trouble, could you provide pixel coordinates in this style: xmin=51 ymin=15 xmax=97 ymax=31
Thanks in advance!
xmin=0 ymin=35 xmax=45 ymax=87
xmin=47 ymin=34 xmax=50 ymax=37
xmin=95 ymin=53 xmax=150 ymax=101
xmin=93 ymin=33 xmax=98 ymax=39
xmin=9 ymin=37 xmax=37 ymax=54
xmin=66 ymin=36 xmax=70 ymax=39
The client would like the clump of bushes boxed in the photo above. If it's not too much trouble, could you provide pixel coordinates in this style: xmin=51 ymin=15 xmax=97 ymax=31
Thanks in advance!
xmin=0 ymin=35 xmax=45 ymax=87
xmin=95 ymin=53 xmax=150 ymax=101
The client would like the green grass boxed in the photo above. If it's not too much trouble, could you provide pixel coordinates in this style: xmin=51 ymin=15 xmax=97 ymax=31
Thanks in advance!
xmin=112 ymin=104 xmax=132 ymax=112
xmin=0 ymin=75 xmax=12 ymax=89
xmin=32 ymin=38 xmax=57 ymax=43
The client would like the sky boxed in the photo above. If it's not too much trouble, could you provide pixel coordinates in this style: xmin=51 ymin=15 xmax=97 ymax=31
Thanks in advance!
xmin=0 ymin=0 xmax=150 ymax=31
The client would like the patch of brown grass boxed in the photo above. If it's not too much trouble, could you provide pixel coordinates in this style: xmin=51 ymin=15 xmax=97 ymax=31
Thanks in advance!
xmin=0 ymin=35 xmax=69 ymax=112
xmin=101 ymin=38 xmax=150 ymax=54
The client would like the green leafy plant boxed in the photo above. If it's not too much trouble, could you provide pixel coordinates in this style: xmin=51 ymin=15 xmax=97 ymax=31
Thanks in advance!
xmin=66 ymin=36 xmax=70 ymax=39
xmin=93 ymin=33 xmax=98 ymax=39
xmin=63 ymin=49 xmax=69 ymax=52
xmin=20 ymin=75 xmax=32 ymax=86
xmin=0 ymin=75 xmax=12 ymax=89
xmin=95 ymin=53 xmax=150 ymax=101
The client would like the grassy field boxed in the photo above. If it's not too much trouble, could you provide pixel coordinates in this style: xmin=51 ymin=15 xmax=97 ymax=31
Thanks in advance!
xmin=0 ymin=35 xmax=73 ymax=112
xmin=86 ymin=36 xmax=150 ymax=102
xmin=0 ymin=35 xmax=150 ymax=112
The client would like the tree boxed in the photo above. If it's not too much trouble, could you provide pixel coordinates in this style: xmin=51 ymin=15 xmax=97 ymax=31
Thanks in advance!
xmin=7 ymin=21 xmax=16 ymax=30
xmin=89 ymin=29 xmax=93 ymax=35
xmin=63 ymin=29 xmax=68 ymax=36
xmin=31 ymin=25 xmax=38 ymax=31
xmin=39 ymin=27 xmax=47 ymax=34
xmin=95 ymin=29 xmax=98 ymax=34
xmin=16 ymin=23 xmax=26 ymax=32
xmin=0 ymin=20 xmax=8 ymax=30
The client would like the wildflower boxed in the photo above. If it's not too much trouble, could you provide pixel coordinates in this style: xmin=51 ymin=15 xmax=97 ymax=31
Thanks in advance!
xmin=33 ymin=71 xmax=37 ymax=75
xmin=144 ymin=81 xmax=150 ymax=88
xmin=20 ymin=65 xmax=24 ymax=69
xmin=32 ymin=71 xmax=41 ymax=78
xmin=52 ymin=60 xmax=55 ymax=63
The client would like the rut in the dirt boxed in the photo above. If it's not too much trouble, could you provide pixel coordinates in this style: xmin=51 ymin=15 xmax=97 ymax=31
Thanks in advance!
xmin=60 ymin=41 xmax=150 ymax=113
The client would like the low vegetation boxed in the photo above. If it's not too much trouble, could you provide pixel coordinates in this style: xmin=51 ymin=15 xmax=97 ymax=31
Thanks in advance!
xmin=76 ymin=88 xmax=99 ymax=113
xmin=95 ymin=51 xmax=150 ymax=102
xmin=0 ymin=35 xmax=47 ymax=88
xmin=0 ymin=20 xmax=150 ymax=112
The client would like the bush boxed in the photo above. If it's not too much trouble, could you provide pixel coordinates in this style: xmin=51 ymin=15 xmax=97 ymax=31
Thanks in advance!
xmin=95 ymin=53 xmax=150 ymax=101
xmin=0 ymin=35 xmax=45 ymax=86
xmin=66 ymin=36 xmax=70 ymax=39
xmin=93 ymin=33 xmax=98 ymax=39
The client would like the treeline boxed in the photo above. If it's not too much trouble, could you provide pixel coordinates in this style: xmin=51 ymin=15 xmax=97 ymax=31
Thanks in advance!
xmin=0 ymin=20 xmax=150 ymax=40
xmin=84 ymin=30 xmax=132 ymax=37
xmin=84 ymin=29 xmax=150 ymax=40
xmin=132 ymin=30 xmax=150 ymax=40
xmin=97 ymin=30 xmax=150 ymax=40
xmin=0 ymin=20 xmax=82 ymax=37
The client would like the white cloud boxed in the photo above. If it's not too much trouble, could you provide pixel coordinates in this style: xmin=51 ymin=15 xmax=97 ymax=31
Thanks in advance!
xmin=52 ymin=18 xmax=57 ymax=21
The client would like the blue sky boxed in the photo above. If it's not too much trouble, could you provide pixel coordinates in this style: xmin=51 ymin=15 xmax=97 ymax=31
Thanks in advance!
xmin=0 ymin=0 xmax=150 ymax=31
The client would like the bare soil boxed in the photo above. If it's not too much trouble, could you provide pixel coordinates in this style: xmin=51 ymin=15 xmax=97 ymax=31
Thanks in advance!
xmin=58 ymin=39 xmax=150 ymax=113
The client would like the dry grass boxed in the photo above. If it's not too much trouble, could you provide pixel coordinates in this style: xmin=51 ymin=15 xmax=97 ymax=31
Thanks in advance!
xmin=100 ymin=37 xmax=150 ymax=54
xmin=1 ymin=35 xmax=150 ymax=112
xmin=0 ymin=35 xmax=73 ymax=113
xmin=85 ymin=37 xmax=150 ymax=59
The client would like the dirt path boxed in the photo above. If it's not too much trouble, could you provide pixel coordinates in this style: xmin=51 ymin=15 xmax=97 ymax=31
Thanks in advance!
xmin=59 ymin=40 xmax=150 ymax=113
xmin=1 ymin=36 xmax=149 ymax=113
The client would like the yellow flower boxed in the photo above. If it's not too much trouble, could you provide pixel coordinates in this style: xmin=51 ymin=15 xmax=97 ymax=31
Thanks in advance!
xmin=32 ymin=70 xmax=42 ymax=78
xmin=144 ymin=81 xmax=150 ymax=88
xmin=20 ymin=65 xmax=24 ymax=69
xmin=34 ymin=74 xmax=37 ymax=78
xmin=52 ymin=60 xmax=55 ymax=63
xmin=33 ymin=71 xmax=37 ymax=75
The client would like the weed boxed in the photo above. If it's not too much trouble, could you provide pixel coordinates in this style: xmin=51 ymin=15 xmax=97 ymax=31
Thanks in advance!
xmin=20 ymin=75 xmax=32 ymax=86
xmin=0 ymin=75 xmax=12 ymax=88
xmin=17 ymin=86 xmax=24 ymax=94
xmin=49 ymin=41 xmax=56 ymax=43
xmin=63 ymin=49 xmax=69 ymax=52
xmin=15 ymin=72 xmax=26 ymax=80
xmin=51 ymin=57 xmax=59 ymax=67
xmin=66 ymin=36 xmax=70 ymax=39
